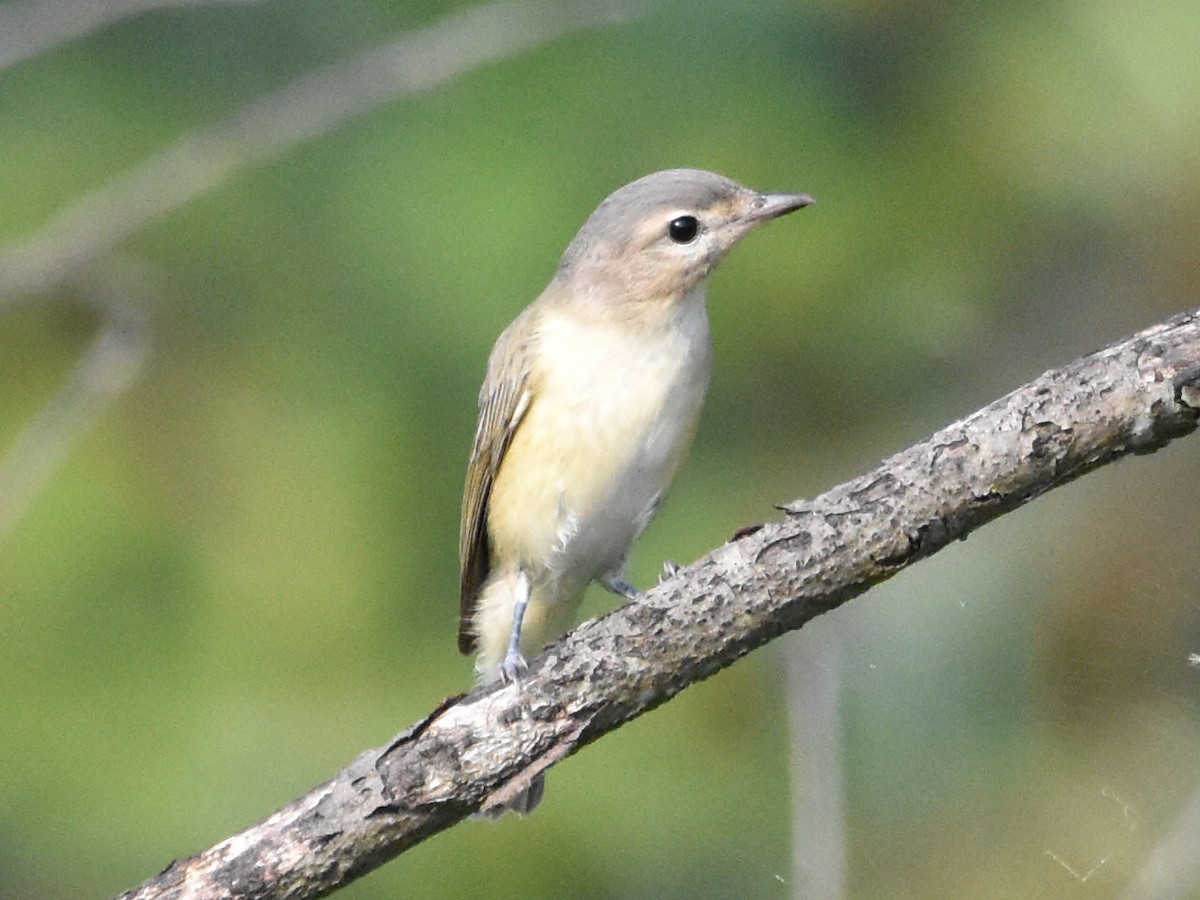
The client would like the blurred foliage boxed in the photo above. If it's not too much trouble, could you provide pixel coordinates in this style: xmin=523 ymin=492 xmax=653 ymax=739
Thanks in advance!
xmin=1 ymin=0 xmax=1198 ymax=898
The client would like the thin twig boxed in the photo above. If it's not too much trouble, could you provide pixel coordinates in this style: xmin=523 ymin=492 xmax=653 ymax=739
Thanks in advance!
xmin=0 ymin=0 xmax=630 ymax=301
xmin=0 ymin=0 xmax=258 ymax=72
xmin=0 ymin=0 xmax=631 ymax=547
xmin=0 ymin=260 xmax=152 ymax=543
xmin=787 ymin=631 xmax=847 ymax=900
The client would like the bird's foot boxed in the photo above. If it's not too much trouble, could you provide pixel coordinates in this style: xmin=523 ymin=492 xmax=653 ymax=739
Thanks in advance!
xmin=659 ymin=560 xmax=681 ymax=582
xmin=500 ymin=649 xmax=528 ymax=684
xmin=601 ymin=576 xmax=640 ymax=601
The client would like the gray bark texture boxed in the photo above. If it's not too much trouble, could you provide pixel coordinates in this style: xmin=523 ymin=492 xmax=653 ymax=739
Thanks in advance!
xmin=118 ymin=308 xmax=1200 ymax=900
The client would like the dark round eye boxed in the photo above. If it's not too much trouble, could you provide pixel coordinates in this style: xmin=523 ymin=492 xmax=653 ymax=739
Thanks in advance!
xmin=667 ymin=215 xmax=700 ymax=244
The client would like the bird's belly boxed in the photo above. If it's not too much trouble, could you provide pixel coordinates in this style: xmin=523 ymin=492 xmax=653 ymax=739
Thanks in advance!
xmin=488 ymin=301 xmax=712 ymax=588
xmin=553 ymin=411 xmax=685 ymax=578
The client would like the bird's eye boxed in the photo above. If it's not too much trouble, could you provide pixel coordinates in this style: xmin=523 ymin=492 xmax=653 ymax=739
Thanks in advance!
xmin=667 ymin=215 xmax=700 ymax=244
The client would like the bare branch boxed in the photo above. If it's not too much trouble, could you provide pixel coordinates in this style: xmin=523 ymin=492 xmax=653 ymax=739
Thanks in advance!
xmin=787 ymin=632 xmax=847 ymax=900
xmin=116 ymin=309 xmax=1200 ymax=900
xmin=0 ymin=259 xmax=152 ymax=543
xmin=0 ymin=0 xmax=630 ymax=301
xmin=0 ymin=0 xmax=258 ymax=72
xmin=0 ymin=0 xmax=630 ymax=546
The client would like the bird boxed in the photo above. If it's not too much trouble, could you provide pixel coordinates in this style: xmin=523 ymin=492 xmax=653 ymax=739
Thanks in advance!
xmin=457 ymin=168 xmax=811 ymax=812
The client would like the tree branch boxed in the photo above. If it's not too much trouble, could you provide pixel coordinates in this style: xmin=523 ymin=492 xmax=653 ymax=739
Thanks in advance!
xmin=0 ymin=0 xmax=631 ymax=547
xmin=0 ymin=0 xmax=257 ymax=73
xmin=0 ymin=0 xmax=629 ymax=301
xmin=118 ymin=309 xmax=1200 ymax=900
xmin=0 ymin=258 xmax=153 ymax=544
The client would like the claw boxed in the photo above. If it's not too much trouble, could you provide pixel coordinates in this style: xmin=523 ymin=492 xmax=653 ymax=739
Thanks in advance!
xmin=500 ymin=649 xmax=528 ymax=684
xmin=659 ymin=560 xmax=681 ymax=582
xmin=601 ymin=576 xmax=639 ymax=601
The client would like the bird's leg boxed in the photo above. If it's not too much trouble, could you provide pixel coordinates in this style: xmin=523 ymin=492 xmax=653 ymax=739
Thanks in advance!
xmin=601 ymin=573 xmax=639 ymax=601
xmin=501 ymin=570 xmax=531 ymax=683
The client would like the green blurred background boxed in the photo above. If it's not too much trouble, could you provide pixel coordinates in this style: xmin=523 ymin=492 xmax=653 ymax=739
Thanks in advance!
xmin=1 ymin=1 xmax=1198 ymax=897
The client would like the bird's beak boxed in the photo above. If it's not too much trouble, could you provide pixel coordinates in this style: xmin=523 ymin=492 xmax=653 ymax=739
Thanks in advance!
xmin=749 ymin=192 xmax=814 ymax=222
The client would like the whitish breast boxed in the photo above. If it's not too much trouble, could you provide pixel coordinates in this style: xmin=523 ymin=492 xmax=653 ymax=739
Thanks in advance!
xmin=489 ymin=286 xmax=713 ymax=582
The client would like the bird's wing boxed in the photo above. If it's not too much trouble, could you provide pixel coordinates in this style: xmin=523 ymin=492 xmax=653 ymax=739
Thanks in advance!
xmin=457 ymin=315 xmax=536 ymax=654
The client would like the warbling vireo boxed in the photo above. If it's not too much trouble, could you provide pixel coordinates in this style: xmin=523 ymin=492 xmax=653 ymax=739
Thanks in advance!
xmin=457 ymin=170 xmax=811 ymax=810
